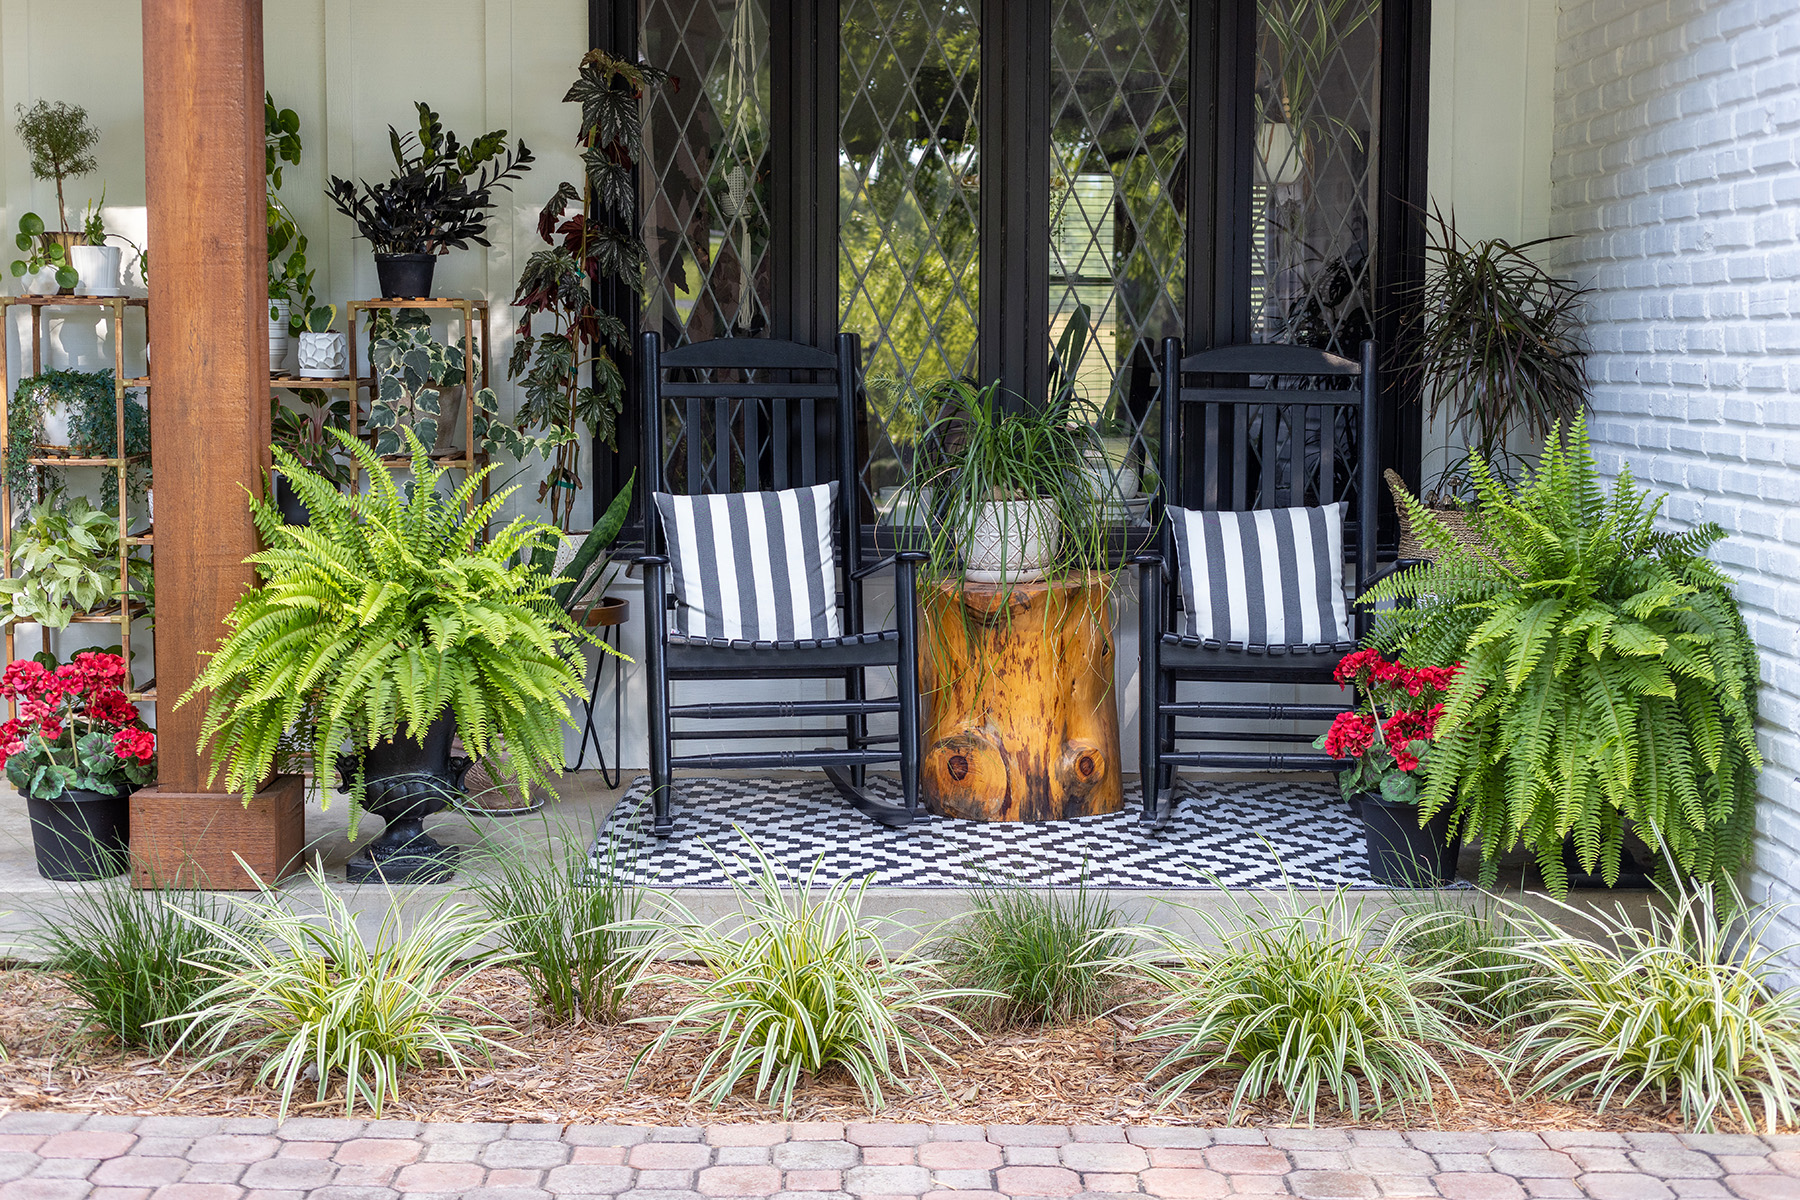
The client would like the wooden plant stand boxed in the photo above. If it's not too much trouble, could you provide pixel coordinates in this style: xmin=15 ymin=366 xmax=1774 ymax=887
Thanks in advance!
xmin=919 ymin=576 xmax=1123 ymax=822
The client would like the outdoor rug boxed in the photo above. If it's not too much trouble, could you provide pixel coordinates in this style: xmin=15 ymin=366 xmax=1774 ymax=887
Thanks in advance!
xmin=590 ymin=774 xmax=1392 ymax=889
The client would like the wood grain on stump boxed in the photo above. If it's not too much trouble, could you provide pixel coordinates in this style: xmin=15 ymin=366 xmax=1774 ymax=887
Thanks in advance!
xmin=920 ymin=575 xmax=1123 ymax=821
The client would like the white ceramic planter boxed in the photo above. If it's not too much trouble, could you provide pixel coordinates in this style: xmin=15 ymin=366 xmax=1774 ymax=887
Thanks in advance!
xmin=296 ymin=330 xmax=346 ymax=379
xmin=267 ymin=299 xmax=291 ymax=373
xmin=961 ymin=497 xmax=1060 ymax=584
xmin=70 ymin=245 xmax=122 ymax=296
xmin=21 ymin=265 xmax=61 ymax=295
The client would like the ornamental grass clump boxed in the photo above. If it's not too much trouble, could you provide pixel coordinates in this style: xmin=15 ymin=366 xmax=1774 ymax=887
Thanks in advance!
xmin=161 ymin=866 xmax=515 ymax=1119
xmin=1506 ymin=877 xmax=1800 ymax=1132
xmin=940 ymin=872 xmax=1128 ymax=1028
xmin=29 ymin=874 xmax=242 ymax=1051
xmin=469 ymin=824 xmax=651 ymax=1025
xmin=1111 ymin=886 xmax=1474 ymax=1123
xmin=627 ymin=835 xmax=994 ymax=1115
xmin=1391 ymin=895 xmax=1545 ymax=1025
xmin=1364 ymin=416 xmax=1763 ymax=893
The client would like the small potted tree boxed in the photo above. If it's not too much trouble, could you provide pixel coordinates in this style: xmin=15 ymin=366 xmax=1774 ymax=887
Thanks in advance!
xmin=1315 ymin=649 xmax=1461 ymax=887
xmin=0 ymin=652 xmax=155 ymax=880
xmin=328 ymin=103 xmax=533 ymax=300
xmin=9 ymin=100 xmax=98 ymax=295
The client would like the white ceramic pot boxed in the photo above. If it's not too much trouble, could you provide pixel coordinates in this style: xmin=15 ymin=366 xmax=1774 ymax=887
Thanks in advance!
xmin=296 ymin=330 xmax=346 ymax=379
xmin=961 ymin=497 xmax=1060 ymax=584
xmin=22 ymin=265 xmax=61 ymax=295
xmin=70 ymin=245 xmax=122 ymax=296
xmin=267 ymin=298 xmax=291 ymax=373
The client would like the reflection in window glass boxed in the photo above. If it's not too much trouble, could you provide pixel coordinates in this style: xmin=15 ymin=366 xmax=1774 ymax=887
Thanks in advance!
xmin=839 ymin=0 xmax=982 ymax=507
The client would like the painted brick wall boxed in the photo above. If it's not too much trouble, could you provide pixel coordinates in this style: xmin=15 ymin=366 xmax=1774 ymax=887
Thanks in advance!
xmin=1553 ymin=0 xmax=1800 ymax=929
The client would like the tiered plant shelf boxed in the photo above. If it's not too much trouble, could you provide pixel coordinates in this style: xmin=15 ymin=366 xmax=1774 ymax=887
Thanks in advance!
xmin=0 ymin=295 xmax=153 ymax=700
xmin=348 ymin=298 xmax=489 ymax=478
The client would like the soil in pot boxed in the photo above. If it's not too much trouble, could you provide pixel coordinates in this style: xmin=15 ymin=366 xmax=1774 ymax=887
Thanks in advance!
xmin=27 ymin=788 xmax=129 ymax=881
xmin=341 ymin=711 xmax=467 ymax=884
xmin=375 ymin=253 xmax=436 ymax=300
xmin=1360 ymin=793 xmax=1460 ymax=887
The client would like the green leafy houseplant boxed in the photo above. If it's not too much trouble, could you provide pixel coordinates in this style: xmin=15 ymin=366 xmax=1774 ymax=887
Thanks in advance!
xmin=184 ymin=428 xmax=596 ymax=812
xmin=0 ymin=495 xmax=122 ymax=628
xmin=510 ymin=51 xmax=668 ymax=530
xmin=1364 ymin=418 xmax=1763 ymax=893
xmin=1109 ymin=885 xmax=1474 ymax=1123
xmin=162 ymin=866 xmax=515 ymax=1119
xmin=265 ymin=93 xmax=316 ymax=331
xmin=626 ymin=836 xmax=993 ymax=1115
xmin=1505 ymin=877 xmax=1800 ymax=1133
xmin=3 ymin=370 xmax=150 ymax=505
xmin=366 ymin=308 xmax=532 ymax=460
xmin=13 ymin=100 xmax=98 ymax=238
xmin=1403 ymin=206 xmax=1591 ymax=495
xmin=11 ymin=211 xmax=75 ymax=291
xmin=271 ymin=386 xmax=354 ymax=492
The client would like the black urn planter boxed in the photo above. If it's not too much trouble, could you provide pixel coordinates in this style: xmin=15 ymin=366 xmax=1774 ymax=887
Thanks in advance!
xmin=1561 ymin=832 xmax=1655 ymax=890
xmin=1359 ymin=793 xmax=1461 ymax=887
xmin=340 ymin=713 xmax=469 ymax=884
xmin=374 ymin=253 xmax=436 ymax=300
xmin=27 ymin=787 xmax=130 ymax=881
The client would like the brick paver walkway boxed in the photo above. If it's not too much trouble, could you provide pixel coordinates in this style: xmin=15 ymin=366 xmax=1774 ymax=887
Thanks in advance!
xmin=1 ymin=1115 xmax=1798 ymax=1200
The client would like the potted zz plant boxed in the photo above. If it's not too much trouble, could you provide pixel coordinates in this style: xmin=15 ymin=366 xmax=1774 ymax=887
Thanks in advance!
xmin=183 ymin=427 xmax=598 ymax=884
xmin=1316 ymin=649 xmax=1461 ymax=887
xmin=327 ymin=103 xmax=533 ymax=300
xmin=0 ymin=652 xmax=154 ymax=880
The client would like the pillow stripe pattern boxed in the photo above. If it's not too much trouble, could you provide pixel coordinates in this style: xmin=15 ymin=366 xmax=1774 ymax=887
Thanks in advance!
xmin=1169 ymin=502 xmax=1351 ymax=647
xmin=653 ymin=483 xmax=841 ymax=642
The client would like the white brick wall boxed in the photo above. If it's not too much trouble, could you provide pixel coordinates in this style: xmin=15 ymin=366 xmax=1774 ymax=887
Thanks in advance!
xmin=1553 ymin=0 xmax=1800 ymax=930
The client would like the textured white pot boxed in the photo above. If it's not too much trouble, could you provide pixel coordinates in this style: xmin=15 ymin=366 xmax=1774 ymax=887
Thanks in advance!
xmin=296 ymin=331 xmax=346 ymax=379
xmin=70 ymin=245 xmax=122 ymax=296
xmin=961 ymin=498 xmax=1059 ymax=584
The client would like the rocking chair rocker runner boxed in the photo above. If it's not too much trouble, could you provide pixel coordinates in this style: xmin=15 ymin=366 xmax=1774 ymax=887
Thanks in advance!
xmin=637 ymin=331 xmax=925 ymax=837
xmin=1136 ymin=338 xmax=1396 ymax=829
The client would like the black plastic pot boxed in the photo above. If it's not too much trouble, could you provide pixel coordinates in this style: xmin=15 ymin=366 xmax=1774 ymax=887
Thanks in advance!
xmin=340 ymin=712 xmax=469 ymax=884
xmin=271 ymin=471 xmax=310 ymax=527
xmin=27 ymin=787 xmax=130 ymax=881
xmin=1561 ymin=832 xmax=1654 ymax=890
xmin=374 ymin=253 xmax=436 ymax=300
xmin=1359 ymin=793 xmax=1460 ymax=887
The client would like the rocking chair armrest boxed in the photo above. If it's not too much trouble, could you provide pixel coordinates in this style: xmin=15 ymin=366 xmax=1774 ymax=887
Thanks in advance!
xmin=1353 ymin=557 xmax=1423 ymax=597
xmin=634 ymin=553 xmax=671 ymax=568
xmin=1128 ymin=551 xmax=1168 ymax=582
xmin=849 ymin=550 xmax=929 ymax=581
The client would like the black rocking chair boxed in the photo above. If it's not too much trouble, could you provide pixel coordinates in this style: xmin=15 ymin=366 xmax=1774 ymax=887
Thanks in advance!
xmin=1135 ymin=338 xmax=1390 ymax=829
xmin=636 ymin=331 xmax=924 ymax=837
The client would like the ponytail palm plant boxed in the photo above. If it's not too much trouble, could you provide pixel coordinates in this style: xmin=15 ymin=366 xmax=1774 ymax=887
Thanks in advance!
xmin=183 ymin=428 xmax=597 ymax=813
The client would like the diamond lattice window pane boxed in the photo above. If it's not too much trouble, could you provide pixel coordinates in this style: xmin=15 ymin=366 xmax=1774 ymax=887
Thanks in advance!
xmin=840 ymin=0 xmax=982 ymax=510
xmin=1049 ymin=0 xmax=1188 ymax=522
xmin=641 ymin=0 xmax=772 ymax=348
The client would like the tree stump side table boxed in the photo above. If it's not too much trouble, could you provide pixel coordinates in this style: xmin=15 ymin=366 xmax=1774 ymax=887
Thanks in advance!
xmin=919 ymin=575 xmax=1124 ymax=821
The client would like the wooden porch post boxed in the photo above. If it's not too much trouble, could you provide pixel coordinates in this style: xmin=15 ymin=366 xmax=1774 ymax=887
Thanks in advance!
xmin=133 ymin=0 xmax=302 ymax=887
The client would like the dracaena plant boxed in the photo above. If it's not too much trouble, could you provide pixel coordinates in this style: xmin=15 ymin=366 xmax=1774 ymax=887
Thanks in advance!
xmin=365 ymin=307 xmax=533 ymax=460
xmin=327 ymin=103 xmax=534 ymax=256
xmin=1363 ymin=417 xmax=1763 ymax=894
xmin=182 ymin=427 xmax=598 ymax=813
xmin=510 ymin=51 xmax=668 ymax=530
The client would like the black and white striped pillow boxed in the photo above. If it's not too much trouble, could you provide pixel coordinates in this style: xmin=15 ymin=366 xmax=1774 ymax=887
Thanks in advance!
xmin=1168 ymin=503 xmax=1352 ymax=648
xmin=652 ymin=483 xmax=842 ymax=642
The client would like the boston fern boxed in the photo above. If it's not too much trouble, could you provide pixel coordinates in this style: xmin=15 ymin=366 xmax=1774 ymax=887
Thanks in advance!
xmin=1363 ymin=418 xmax=1762 ymax=893
xmin=183 ymin=428 xmax=597 ymax=810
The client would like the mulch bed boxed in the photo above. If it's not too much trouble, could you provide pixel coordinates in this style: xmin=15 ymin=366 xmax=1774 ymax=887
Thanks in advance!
xmin=0 ymin=966 xmax=1697 ymax=1131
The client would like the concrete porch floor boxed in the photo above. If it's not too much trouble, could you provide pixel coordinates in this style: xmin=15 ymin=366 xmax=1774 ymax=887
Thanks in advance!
xmin=0 ymin=771 xmax=1654 ymax=959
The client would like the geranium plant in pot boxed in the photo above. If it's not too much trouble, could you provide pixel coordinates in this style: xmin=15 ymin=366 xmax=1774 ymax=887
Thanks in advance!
xmin=182 ymin=427 xmax=599 ymax=884
xmin=1316 ymin=649 xmax=1460 ymax=887
xmin=0 ymin=652 xmax=154 ymax=880
xmin=327 ymin=103 xmax=533 ymax=299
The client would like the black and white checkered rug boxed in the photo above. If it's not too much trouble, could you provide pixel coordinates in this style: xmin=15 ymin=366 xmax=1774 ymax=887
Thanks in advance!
xmin=591 ymin=774 xmax=1386 ymax=889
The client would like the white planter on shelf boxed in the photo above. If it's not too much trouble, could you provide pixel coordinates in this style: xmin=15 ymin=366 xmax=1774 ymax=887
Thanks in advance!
xmin=268 ymin=298 xmax=291 ymax=374
xmin=960 ymin=497 xmax=1060 ymax=584
xmin=296 ymin=330 xmax=346 ymax=379
xmin=70 ymin=245 xmax=122 ymax=296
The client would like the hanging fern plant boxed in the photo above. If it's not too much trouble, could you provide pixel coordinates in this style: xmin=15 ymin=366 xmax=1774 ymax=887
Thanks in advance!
xmin=1362 ymin=417 xmax=1762 ymax=894
xmin=182 ymin=428 xmax=604 ymax=818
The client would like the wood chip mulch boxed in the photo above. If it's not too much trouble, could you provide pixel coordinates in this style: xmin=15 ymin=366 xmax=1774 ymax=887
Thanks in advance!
xmin=0 ymin=966 xmax=1698 ymax=1131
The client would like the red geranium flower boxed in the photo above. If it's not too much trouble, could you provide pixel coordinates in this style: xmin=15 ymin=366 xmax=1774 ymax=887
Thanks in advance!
xmin=1322 ymin=711 xmax=1378 ymax=759
xmin=1332 ymin=648 xmax=1385 ymax=688
xmin=111 ymin=728 xmax=156 ymax=764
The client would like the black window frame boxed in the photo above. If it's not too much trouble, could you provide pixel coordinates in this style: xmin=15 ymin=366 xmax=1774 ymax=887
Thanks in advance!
xmin=591 ymin=0 xmax=1430 ymax=545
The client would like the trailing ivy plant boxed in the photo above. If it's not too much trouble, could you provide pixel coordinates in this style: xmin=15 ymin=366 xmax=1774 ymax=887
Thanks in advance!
xmin=265 ymin=93 xmax=316 ymax=331
xmin=182 ymin=427 xmax=598 ymax=815
xmin=2 ymin=371 xmax=149 ymax=505
xmin=510 ymin=51 xmax=668 ymax=530
xmin=1363 ymin=417 xmax=1762 ymax=894
xmin=0 ymin=494 xmax=121 ymax=629
xmin=365 ymin=308 xmax=534 ymax=461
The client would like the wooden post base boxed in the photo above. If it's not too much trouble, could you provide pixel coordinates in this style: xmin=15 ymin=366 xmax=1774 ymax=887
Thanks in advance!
xmin=920 ymin=576 xmax=1124 ymax=821
xmin=129 ymin=775 xmax=306 ymax=889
